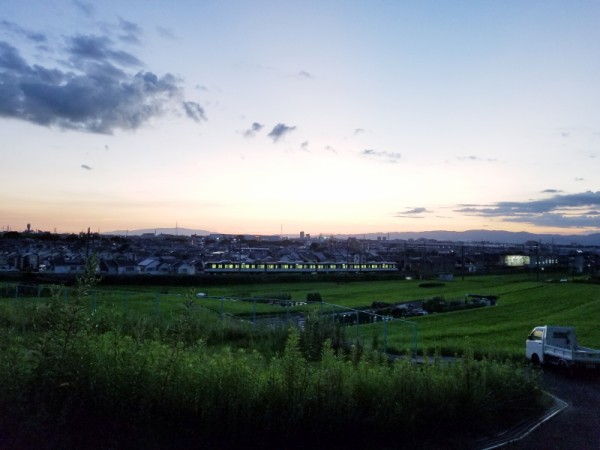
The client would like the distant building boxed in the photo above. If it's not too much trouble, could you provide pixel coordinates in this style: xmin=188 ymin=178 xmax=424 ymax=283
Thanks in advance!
xmin=504 ymin=255 xmax=531 ymax=267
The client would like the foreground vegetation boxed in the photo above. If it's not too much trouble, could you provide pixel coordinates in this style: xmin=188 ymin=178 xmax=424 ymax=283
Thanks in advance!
xmin=1 ymin=269 xmax=580 ymax=448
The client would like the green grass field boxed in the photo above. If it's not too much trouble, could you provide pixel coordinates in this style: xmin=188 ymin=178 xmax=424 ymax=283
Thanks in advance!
xmin=105 ymin=273 xmax=600 ymax=358
xmin=387 ymin=279 xmax=600 ymax=358
xmin=3 ymin=273 xmax=599 ymax=359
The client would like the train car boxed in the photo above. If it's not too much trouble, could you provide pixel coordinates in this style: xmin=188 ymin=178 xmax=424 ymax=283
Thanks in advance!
xmin=203 ymin=260 xmax=398 ymax=274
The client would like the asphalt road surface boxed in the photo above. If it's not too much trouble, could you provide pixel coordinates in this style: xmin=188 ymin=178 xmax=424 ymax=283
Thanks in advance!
xmin=504 ymin=368 xmax=600 ymax=450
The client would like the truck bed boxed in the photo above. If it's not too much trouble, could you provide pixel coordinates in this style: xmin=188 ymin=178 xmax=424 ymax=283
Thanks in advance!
xmin=545 ymin=345 xmax=600 ymax=365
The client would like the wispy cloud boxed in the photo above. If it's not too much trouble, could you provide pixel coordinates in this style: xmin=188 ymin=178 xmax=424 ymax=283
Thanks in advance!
xmin=362 ymin=149 xmax=401 ymax=163
xmin=117 ymin=18 xmax=143 ymax=44
xmin=297 ymin=70 xmax=314 ymax=78
xmin=0 ymin=20 xmax=47 ymax=43
xmin=183 ymin=101 xmax=206 ymax=122
xmin=0 ymin=20 xmax=204 ymax=134
xmin=243 ymin=122 xmax=264 ymax=138
xmin=268 ymin=123 xmax=296 ymax=142
xmin=72 ymin=0 xmax=95 ymax=18
xmin=395 ymin=207 xmax=432 ymax=218
xmin=456 ymin=155 xmax=498 ymax=163
xmin=67 ymin=34 xmax=142 ymax=66
xmin=455 ymin=191 xmax=600 ymax=229
xmin=156 ymin=26 xmax=177 ymax=40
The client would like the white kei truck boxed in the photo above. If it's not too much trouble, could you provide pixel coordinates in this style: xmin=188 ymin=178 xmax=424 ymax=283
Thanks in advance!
xmin=526 ymin=325 xmax=600 ymax=372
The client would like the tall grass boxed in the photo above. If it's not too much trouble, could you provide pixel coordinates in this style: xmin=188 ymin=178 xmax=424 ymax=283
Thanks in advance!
xmin=0 ymin=326 xmax=545 ymax=449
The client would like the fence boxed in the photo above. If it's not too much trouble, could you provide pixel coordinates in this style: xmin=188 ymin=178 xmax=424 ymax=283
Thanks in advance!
xmin=0 ymin=282 xmax=418 ymax=356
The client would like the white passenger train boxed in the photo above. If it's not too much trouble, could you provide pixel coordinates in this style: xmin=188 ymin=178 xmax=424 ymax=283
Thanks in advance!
xmin=203 ymin=261 xmax=398 ymax=274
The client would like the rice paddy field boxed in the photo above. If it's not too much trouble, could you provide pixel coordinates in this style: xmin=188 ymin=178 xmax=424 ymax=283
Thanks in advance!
xmin=106 ymin=274 xmax=600 ymax=357
xmin=4 ymin=272 xmax=598 ymax=359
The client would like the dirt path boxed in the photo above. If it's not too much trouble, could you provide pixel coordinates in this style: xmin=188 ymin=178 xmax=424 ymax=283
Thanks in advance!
xmin=504 ymin=369 xmax=600 ymax=450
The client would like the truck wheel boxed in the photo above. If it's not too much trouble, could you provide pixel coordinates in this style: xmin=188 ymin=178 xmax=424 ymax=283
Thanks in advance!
xmin=531 ymin=353 xmax=540 ymax=365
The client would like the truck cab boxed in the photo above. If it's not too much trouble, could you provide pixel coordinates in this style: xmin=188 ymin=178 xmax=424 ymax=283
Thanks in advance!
xmin=526 ymin=326 xmax=575 ymax=365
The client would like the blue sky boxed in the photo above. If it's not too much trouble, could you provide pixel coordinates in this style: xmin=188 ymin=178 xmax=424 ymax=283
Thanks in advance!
xmin=1 ymin=0 xmax=599 ymax=235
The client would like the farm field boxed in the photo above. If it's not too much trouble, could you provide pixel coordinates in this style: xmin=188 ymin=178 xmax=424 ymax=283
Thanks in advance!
xmin=388 ymin=278 xmax=600 ymax=358
xmin=5 ymin=273 xmax=598 ymax=358
xmin=2 ymin=271 xmax=595 ymax=448
xmin=101 ymin=274 xmax=600 ymax=357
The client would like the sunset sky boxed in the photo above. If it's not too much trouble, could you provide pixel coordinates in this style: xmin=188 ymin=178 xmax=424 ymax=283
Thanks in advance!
xmin=1 ymin=1 xmax=600 ymax=236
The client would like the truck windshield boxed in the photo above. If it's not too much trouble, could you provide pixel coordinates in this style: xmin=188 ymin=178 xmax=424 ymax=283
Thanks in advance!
xmin=529 ymin=330 xmax=543 ymax=341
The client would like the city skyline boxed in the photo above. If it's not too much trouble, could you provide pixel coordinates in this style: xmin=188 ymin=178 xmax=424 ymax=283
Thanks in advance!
xmin=1 ymin=1 xmax=600 ymax=236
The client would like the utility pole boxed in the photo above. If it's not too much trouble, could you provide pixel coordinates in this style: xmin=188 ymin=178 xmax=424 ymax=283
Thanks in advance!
xmin=536 ymin=241 xmax=540 ymax=282
xmin=461 ymin=243 xmax=465 ymax=281
xmin=86 ymin=227 xmax=91 ymax=258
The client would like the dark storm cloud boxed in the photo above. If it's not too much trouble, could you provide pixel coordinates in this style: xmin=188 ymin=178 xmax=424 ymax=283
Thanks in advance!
xmin=268 ymin=123 xmax=296 ymax=142
xmin=395 ymin=207 xmax=431 ymax=218
xmin=362 ymin=149 xmax=401 ymax=163
xmin=0 ymin=24 xmax=205 ymax=134
xmin=243 ymin=122 xmax=264 ymax=137
xmin=0 ymin=41 xmax=28 ymax=71
xmin=455 ymin=191 xmax=600 ymax=229
xmin=0 ymin=20 xmax=47 ymax=43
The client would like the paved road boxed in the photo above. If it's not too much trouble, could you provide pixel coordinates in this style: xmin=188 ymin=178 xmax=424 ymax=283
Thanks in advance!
xmin=504 ymin=369 xmax=600 ymax=450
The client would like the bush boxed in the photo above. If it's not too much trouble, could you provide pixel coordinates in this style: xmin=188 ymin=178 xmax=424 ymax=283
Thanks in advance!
xmin=306 ymin=292 xmax=322 ymax=302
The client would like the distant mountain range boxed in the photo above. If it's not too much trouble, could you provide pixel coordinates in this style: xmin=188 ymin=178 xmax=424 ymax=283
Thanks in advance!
xmin=104 ymin=228 xmax=600 ymax=246
xmin=106 ymin=227 xmax=214 ymax=237
xmin=371 ymin=230 xmax=600 ymax=246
